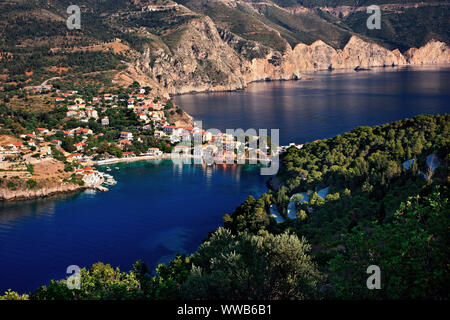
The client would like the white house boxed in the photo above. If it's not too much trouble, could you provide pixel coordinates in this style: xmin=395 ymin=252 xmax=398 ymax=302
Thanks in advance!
xmin=173 ymin=145 xmax=190 ymax=155
xmin=120 ymin=132 xmax=133 ymax=141
xmin=101 ymin=117 xmax=109 ymax=126
xmin=138 ymin=113 xmax=148 ymax=121
xmin=146 ymin=148 xmax=162 ymax=156
xmin=74 ymin=143 xmax=86 ymax=151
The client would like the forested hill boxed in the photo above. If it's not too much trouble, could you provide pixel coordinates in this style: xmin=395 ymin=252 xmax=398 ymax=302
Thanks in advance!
xmin=224 ymin=114 xmax=449 ymax=299
xmin=2 ymin=114 xmax=448 ymax=300
xmin=227 ymin=114 xmax=449 ymax=239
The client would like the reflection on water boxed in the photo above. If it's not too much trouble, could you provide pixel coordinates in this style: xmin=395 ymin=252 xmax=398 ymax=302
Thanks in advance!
xmin=1 ymin=68 xmax=449 ymax=294
xmin=175 ymin=66 xmax=450 ymax=145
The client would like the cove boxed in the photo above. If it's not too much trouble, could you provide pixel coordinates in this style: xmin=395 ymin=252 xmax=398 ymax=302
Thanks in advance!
xmin=0 ymin=160 xmax=267 ymax=293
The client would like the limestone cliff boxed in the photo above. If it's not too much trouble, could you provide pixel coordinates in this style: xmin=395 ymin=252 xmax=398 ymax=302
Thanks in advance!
xmin=405 ymin=40 xmax=450 ymax=65
xmin=0 ymin=184 xmax=86 ymax=201
xmin=132 ymin=16 xmax=249 ymax=95
xmin=246 ymin=36 xmax=408 ymax=82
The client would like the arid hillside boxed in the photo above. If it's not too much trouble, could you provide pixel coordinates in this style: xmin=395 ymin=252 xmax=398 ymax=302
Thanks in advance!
xmin=0 ymin=0 xmax=449 ymax=96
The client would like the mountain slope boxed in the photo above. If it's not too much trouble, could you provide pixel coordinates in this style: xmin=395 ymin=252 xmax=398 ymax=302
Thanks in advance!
xmin=0 ymin=0 xmax=449 ymax=96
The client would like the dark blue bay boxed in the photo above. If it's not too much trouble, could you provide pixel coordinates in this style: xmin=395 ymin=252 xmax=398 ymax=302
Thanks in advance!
xmin=175 ymin=67 xmax=450 ymax=145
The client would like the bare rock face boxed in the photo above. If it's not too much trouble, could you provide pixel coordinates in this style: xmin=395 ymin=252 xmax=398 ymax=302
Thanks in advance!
xmin=290 ymin=40 xmax=341 ymax=71
xmin=285 ymin=36 xmax=407 ymax=72
xmin=340 ymin=36 xmax=407 ymax=68
xmin=405 ymin=40 xmax=450 ymax=65
xmin=247 ymin=36 xmax=408 ymax=82
xmin=135 ymin=16 xmax=249 ymax=95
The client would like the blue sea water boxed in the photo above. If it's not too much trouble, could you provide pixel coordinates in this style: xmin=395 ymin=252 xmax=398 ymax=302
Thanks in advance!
xmin=0 ymin=161 xmax=267 ymax=293
xmin=1 ymin=67 xmax=449 ymax=293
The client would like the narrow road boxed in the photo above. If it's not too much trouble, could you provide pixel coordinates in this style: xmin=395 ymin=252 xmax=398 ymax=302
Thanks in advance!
xmin=40 ymin=76 xmax=61 ymax=87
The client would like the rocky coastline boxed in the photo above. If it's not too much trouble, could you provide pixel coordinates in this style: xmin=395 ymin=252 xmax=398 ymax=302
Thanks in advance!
xmin=0 ymin=184 xmax=108 ymax=202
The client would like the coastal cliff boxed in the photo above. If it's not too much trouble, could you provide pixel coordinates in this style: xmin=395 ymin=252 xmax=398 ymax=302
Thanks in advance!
xmin=405 ymin=40 xmax=450 ymax=65
xmin=126 ymin=19 xmax=450 ymax=96
xmin=247 ymin=35 xmax=409 ymax=82
xmin=130 ymin=16 xmax=250 ymax=95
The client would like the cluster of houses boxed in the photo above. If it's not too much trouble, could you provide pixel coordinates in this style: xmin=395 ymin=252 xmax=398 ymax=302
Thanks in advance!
xmin=166 ymin=128 xmax=274 ymax=163
xmin=64 ymin=95 xmax=99 ymax=122
xmin=75 ymin=165 xmax=105 ymax=187
xmin=0 ymin=125 xmax=99 ymax=168
xmin=2 ymin=85 xmax=294 ymax=167
xmin=0 ymin=128 xmax=59 ymax=158
xmin=59 ymin=89 xmax=167 ymax=125
xmin=1 ymin=87 xmax=172 ymax=166
xmin=59 ymin=88 xmax=170 ymax=156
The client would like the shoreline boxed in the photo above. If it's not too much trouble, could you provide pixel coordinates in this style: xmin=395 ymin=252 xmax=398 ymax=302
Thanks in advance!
xmin=0 ymin=184 xmax=108 ymax=202
xmin=95 ymin=153 xmax=176 ymax=165
xmin=1 ymin=154 xmax=270 ymax=202
xmin=4 ymin=65 xmax=448 ymax=203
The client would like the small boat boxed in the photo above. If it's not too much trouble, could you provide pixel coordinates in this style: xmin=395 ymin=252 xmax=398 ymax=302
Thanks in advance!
xmin=106 ymin=167 xmax=112 ymax=172
xmin=104 ymin=178 xmax=117 ymax=186
xmin=115 ymin=167 xmax=120 ymax=170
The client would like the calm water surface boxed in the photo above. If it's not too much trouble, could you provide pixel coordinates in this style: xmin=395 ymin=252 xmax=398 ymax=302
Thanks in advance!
xmin=0 ymin=161 xmax=267 ymax=293
xmin=175 ymin=67 xmax=450 ymax=145
xmin=1 ymin=67 xmax=449 ymax=293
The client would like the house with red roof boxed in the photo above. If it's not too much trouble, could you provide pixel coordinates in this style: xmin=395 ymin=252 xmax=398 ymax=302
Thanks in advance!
xmin=118 ymin=139 xmax=132 ymax=148
xmin=123 ymin=151 xmax=136 ymax=158
xmin=120 ymin=132 xmax=133 ymax=140
xmin=67 ymin=153 xmax=83 ymax=162
xmin=52 ymin=140 xmax=62 ymax=147
xmin=36 ymin=128 xmax=49 ymax=135
xmin=74 ymin=142 xmax=86 ymax=151
xmin=8 ymin=142 xmax=24 ymax=151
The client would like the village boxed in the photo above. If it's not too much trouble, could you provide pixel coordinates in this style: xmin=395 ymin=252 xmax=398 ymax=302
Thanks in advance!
xmin=0 ymin=83 xmax=302 ymax=196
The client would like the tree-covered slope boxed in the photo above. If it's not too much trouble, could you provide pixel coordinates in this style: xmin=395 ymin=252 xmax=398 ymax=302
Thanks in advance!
xmin=224 ymin=114 xmax=449 ymax=299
